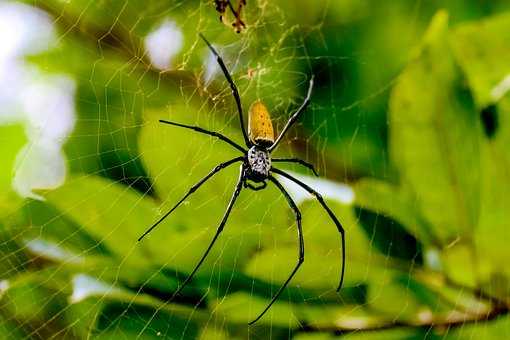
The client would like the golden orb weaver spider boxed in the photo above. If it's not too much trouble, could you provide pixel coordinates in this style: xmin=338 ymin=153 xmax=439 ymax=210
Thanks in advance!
xmin=138 ymin=33 xmax=345 ymax=325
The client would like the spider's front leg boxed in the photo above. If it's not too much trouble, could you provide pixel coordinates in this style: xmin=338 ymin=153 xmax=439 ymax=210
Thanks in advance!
xmin=199 ymin=33 xmax=251 ymax=147
xmin=138 ymin=156 xmax=243 ymax=241
xmin=272 ymin=158 xmax=319 ymax=176
xmin=268 ymin=76 xmax=314 ymax=152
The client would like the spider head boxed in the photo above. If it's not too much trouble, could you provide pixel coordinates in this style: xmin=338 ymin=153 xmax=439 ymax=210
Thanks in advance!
xmin=248 ymin=101 xmax=274 ymax=148
xmin=246 ymin=146 xmax=271 ymax=181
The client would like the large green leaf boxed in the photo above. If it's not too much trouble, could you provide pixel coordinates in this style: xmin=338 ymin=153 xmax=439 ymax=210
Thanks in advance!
xmin=435 ymin=10 xmax=510 ymax=293
xmin=451 ymin=12 xmax=510 ymax=106
xmin=389 ymin=11 xmax=481 ymax=243
xmin=0 ymin=268 xmax=74 ymax=337
xmin=23 ymin=236 xmax=181 ymax=293
xmin=246 ymin=199 xmax=394 ymax=292
xmin=474 ymin=98 xmax=510 ymax=290
xmin=211 ymin=195 xmax=389 ymax=326
xmin=43 ymin=175 xmax=157 ymax=267
xmin=449 ymin=12 xmax=510 ymax=293
xmin=139 ymin=106 xmax=243 ymax=228
xmin=42 ymin=174 xmax=262 ymax=278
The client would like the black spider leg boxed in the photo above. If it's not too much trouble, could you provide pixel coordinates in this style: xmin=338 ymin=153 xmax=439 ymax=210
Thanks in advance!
xmin=272 ymin=158 xmax=319 ymax=176
xmin=226 ymin=0 xmax=246 ymax=28
xmin=249 ymin=176 xmax=304 ymax=325
xmin=159 ymin=120 xmax=246 ymax=153
xmin=199 ymin=33 xmax=251 ymax=147
xmin=268 ymin=76 xmax=314 ymax=152
xmin=271 ymin=167 xmax=345 ymax=291
xmin=170 ymin=165 xmax=244 ymax=299
xmin=138 ymin=157 xmax=244 ymax=241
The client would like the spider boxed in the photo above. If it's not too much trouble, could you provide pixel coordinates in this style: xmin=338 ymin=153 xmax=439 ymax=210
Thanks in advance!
xmin=138 ymin=33 xmax=345 ymax=325
xmin=214 ymin=0 xmax=247 ymax=33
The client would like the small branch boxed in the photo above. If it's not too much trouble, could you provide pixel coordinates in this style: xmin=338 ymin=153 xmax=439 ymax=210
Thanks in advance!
xmin=299 ymin=303 xmax=509 ymax=335
xmin=442 ymin=276 xmax=510 ymax=312
xmin=298 ymin=274 xmax=510 ymax=336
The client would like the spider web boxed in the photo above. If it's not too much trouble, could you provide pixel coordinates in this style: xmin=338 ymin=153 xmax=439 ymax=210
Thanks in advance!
xmin=1 ymin=1 xmax=509 ymax=339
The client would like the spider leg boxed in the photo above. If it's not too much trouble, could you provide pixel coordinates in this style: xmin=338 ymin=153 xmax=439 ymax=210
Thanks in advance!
xmin=272 ymin=158 xmax=319 ymax=176
xmin=159 ymin=119 xmax=246 ymax=153
xmin=226 ymin=0 xmax=246 ymax=32
xmin=170 ymin=165 xmax=244 ymax=299
xmin=248 ymin=176 xmax=304 ymax=325
xmin=268 ymin=76 xmax=314 ymax=152
xmin=138 ymin=157 xmax=244 ymax=241
xmin=271 ymin=167 xmax=345 ymax=291
xmin=199 ymin=33 xmax=251 ymax=147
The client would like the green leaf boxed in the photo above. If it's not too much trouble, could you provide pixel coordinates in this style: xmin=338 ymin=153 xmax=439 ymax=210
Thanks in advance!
xmin=23 ymin=237 xmax=180 ymax=294
xmin=474 ymin=98 xmax=510 ymax=288
xmin=354 ymin=179 xmax=437 ymax=245
xmin=139 ymin=106 xmax=243 ymax=231
xmin=389 ymin=11 xmax=481 ymax=243
xmin=0 ymin=124 xmax=25 ymax=191
xmin=245 ymin=199 xmax=393 ymax=289
xmin=0 ymin=268 xmax=72 ymax=335
xmin=455 ymin=11 xmax=510 ymax=284
xmin=367 ymin=273 xmax=452 ymax=324
xmin=448 ymin=17 xmax=510 ymax=293
xmin=22 ymin=200 xmax=108 ymax=256
xmin=93 ymin=302 xmax=200 ymax=340
xmin=0 ymin=124 xmax=26 ymax=218
xmin=451 ymin=12 xmax=510 ymax=106
xmin=0 ymin=318 xmax=26 ymax=339
xmin=42 ymin=175 xmax=257 ymax=277
xmin=63 ymin=298 xmax=104 ymax=339
xmin=440 ymin=243 xmax=477 ymax=287
xmin=42 ymin=173 xmax=266 ymax=285
xmin=43 ymin=175 xmax=158 ymax=267
xmin=212 ymin=291 xmax=298 ymax=327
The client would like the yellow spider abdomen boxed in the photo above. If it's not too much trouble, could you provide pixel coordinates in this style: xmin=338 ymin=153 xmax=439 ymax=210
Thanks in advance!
xmin=248 ymin=100 xmax=275 ymax=147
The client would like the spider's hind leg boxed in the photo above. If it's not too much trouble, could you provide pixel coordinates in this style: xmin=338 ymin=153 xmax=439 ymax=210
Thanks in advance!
xmin=158 ymin=119 xmax=246 ymax=153
xmin=248 ymin=176 xmax=304 ymax=325
xmin=271 ymin=167 xmax=345 ymax=292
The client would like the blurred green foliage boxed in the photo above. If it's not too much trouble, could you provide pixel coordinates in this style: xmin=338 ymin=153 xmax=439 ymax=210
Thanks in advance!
xmin=2 ymin=1 xmax=510 ymax=339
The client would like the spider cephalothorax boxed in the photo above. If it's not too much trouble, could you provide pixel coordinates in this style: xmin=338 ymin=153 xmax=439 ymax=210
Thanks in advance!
xmin=246 ymin=146 xmax=271 ymax=181
xmin=138 ymin=33 xmax=345 ymax=325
